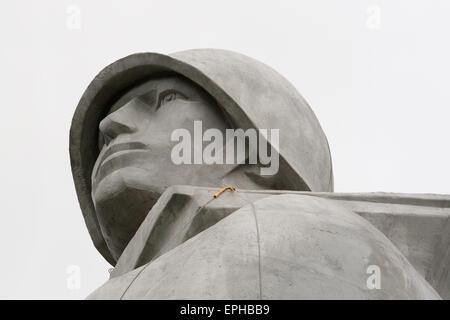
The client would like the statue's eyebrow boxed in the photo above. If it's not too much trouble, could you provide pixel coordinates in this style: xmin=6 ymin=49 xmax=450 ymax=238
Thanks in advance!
xmin=105 ymin=89 xmax=158 ymax=116
xmin=136 ymin=89 xmax=158 ymax=110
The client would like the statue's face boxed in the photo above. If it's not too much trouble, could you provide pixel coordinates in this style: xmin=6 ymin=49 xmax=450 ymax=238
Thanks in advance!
xmin=91 ymin=76 xmax=265 ymax=259
xmin=92 ymin=76 xmax=230 ymax=203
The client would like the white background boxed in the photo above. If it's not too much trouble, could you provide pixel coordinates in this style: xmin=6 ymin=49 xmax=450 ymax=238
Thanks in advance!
xmin=0 ymin=0 xmax=449 ymax=299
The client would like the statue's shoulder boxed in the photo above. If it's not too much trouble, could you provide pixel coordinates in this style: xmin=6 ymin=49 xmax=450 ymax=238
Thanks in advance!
xmin=88 ymin=187 xmax=448 ymax=299
xmin=110 ymin=186 xmax=330 ymax=278
xmin=89 ymin=189 xmax=442 ymax=299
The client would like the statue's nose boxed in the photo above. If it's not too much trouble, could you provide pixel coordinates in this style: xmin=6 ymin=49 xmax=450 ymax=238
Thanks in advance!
xmin=99 ymin=99 xmax=141 ymax=145
xmin=99 ymin=90 xmax=157 ymax=145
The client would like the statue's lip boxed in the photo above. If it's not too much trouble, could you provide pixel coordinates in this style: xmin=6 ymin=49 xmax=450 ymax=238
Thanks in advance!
xmin=95 ymin=142 xmax=149 ymax=177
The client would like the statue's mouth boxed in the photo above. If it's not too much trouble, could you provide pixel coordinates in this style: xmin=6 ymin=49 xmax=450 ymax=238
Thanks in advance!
xmin=94 ymin=142 xmax=149 ymax=179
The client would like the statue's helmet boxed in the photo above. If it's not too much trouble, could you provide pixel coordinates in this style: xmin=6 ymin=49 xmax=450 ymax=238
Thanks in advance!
xmin=70 ymin=49 xmax=333 ymax=264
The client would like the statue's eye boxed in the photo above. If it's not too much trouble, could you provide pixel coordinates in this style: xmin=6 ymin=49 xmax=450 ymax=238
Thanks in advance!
xmin=163 ymin=92 xmax=177 ymax=102
xmin=157 ymin=90 xmax=188 ymax=109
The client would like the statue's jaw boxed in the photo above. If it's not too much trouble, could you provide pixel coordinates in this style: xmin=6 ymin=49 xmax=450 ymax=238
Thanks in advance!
xmin=93 ymin=169 xmax=162 ymax=261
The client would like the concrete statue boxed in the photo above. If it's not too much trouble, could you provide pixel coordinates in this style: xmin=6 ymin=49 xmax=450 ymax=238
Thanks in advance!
xmin=70 ymin=49 xmax=449 ymax=299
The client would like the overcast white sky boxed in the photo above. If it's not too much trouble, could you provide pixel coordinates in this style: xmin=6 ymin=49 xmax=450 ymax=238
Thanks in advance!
xmin=0 ymin=0 xmax=449 ymax=299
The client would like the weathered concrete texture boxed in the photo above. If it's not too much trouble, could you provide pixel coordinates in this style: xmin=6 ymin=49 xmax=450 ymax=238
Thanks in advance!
xmin=70 ymin=49 xmax=333 ymax=265
xmin=88 ymin=191 xmax=442 ymax=299
xmin=70 ymin=49 xmax=449 ymax=300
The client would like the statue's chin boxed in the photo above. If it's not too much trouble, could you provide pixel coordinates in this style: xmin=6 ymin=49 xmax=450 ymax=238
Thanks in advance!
xmin=92 ymin=168 xmax=161 ymax=261
xmin=93 ymin=167 xmax=164 ymax=203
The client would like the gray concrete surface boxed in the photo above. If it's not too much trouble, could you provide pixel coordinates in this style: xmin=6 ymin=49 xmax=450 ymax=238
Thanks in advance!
xmin=88 ymin=189 xmax=444 ymax=299
xmin=70 ymin=49 xmax=449 ymax=299
xmin=70 ymin=49 xmax=333 ymax=265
